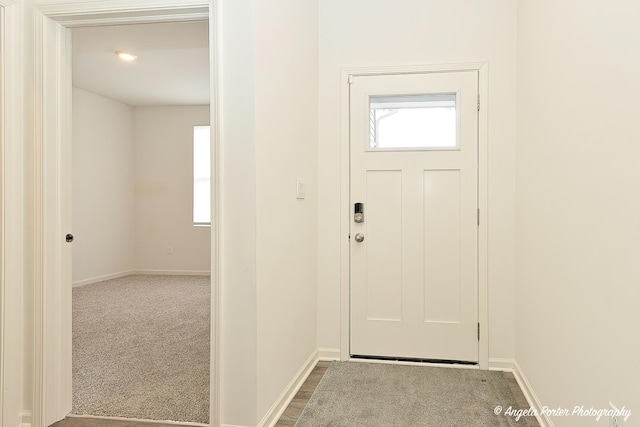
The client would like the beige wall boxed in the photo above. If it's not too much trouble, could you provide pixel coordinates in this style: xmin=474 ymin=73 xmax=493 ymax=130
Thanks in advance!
xmin=515 ymin=0 xmax=640 ymax=424
xmin=72 ymin=93 xmax=210 ymax=283
xmin=72 ymin=88 xmax=135 ymax=284
xmin=218 ymin=0 xmax=320 ymax=424
xmin=317 ymin=0 xmax=519 ymax=361
xmin=133 ymin=105 xmax=211 ymax=273
xmin=255 ymin=0 xmax=318 ymax=420
xmin=218 ymin=0 xmax=258 ymax=424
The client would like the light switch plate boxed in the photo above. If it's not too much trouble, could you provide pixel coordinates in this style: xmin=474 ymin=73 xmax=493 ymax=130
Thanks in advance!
xmin=296 ymin=178 xmax=305 ymax=199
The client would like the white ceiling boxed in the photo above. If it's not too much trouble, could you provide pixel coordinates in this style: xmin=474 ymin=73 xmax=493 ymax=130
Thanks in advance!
xmin=72 ymin=21 xmax=209 ymax=107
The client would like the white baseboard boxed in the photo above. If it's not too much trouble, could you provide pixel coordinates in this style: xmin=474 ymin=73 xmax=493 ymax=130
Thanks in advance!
xmin=132 ymin=269 xmax=211 ymax=276
xmin=20 ymin=411 xmax=32 ymax=427
xmin=66 ymin=414 xmax=207 ymax=426
xmin=257 ymin=350 xmax=319 ymax=427
xmin=317 ymin=347 xmax=340 ymax=361
xmin=512 ymin=360 xmax=553 ymax=427
xmin=72 ymin=269 xmax=211 ymax=287
xmin=488 ymin=358 xmax=553 ymax=427
xmin=72 ymin=270 xmax=134 ymax=287
xmin=488 ymin=357 xmax=517 ymax=372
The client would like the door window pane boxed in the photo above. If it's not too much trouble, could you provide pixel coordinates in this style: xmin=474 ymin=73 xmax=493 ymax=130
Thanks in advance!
xmin=369 ymin=93 xmax=457 ymax=149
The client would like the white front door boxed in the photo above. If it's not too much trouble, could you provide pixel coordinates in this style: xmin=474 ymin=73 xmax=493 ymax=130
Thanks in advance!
xmin=350 ymin=71 xmax=479 ymax=363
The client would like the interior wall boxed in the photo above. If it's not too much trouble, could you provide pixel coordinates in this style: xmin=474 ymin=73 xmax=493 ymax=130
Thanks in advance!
xmin=317 ymin=0 xmax=518 ymax=361
xmin=72 ymin=87 xmax=135 ymax=284
xmin=254 ymin=0 xmax=318 ymax=421
xmin=133 ymin=105 xmax=211 ymax=273
xmin=219 ymin=0 xmax=258 ymax=424
xmin=515 ymin=1 xmax=640 ymax=425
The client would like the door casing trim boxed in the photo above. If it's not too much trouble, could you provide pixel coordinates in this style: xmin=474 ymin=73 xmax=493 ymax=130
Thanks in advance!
xmin=0 ymin=0 xmax=24 ymax=425
xmin=30 ymin=1 xmax=220 ymax=426
xmin=339 ymin=63 xmax=489 ymax=369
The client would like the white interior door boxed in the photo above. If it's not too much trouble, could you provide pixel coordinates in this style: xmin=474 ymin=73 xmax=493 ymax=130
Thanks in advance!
xmin=350 ymin=71 xmax=479 ymax=363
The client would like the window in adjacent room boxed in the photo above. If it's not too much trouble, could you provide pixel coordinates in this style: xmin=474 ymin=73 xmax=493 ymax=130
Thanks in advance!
xmin=193 ymin=125 xmax=211 ymax=225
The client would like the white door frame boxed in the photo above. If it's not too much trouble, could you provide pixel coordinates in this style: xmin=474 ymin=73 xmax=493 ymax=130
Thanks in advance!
xmin=339 ymin=63 xmax=489 ymax=369
xmin=1 ymin=0 xmax=25 ymax=425
xmin=30 ymin=1 xmax=221 ymax=426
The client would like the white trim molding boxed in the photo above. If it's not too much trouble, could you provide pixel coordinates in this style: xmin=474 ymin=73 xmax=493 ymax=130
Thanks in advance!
xmin=512 ymin=360 xmax=553 ymax=427
xmin=318 ymin=348 xmax=341 ymax=361
xmin=1 ymin=1 xmax=25 ymax=426
xmin=488 ymin=358 xmax=553 ymax=427
xmin=257 ymin=351 xmax=319 ymax=427
xmin=20 ymin=410 xmax=33 ymax=427
xmin=66 ymin=414 xmax=208 ymax=427
xmin=72 ymin=270 xmax=135 ymax=287
xmin=73 ymin=270 xmax=212 ymax=287
xmin=30 ymin=2 xmax=221 ymax=426
xmin=339 ymin=63 xmax=490 ymax=368
xmin=36 ymin=0 xmax=209 ymax=27
xmin=487 ymin=357 xmax=516 ymax=372
xmin=133 ymin=269 xmax=212 ymax=276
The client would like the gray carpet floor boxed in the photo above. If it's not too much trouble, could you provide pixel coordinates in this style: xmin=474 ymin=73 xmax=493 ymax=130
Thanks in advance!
xmin=72 ymin=275 xmax=210 ymax=424
xmin=295 ymin=362 xmax=539 ymax=427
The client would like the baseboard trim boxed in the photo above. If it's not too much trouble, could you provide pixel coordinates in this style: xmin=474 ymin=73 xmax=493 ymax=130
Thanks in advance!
xmin=132 ymin=269 xmax=211 ymax=276
xmin=66 ymin=414 xmax=207 ymax=426
xmin=257 ymin=350 xmax=319 ymax=427
xmin=488 ymin=358 xmax=553 ymax=427
xmin=72 ymin=270 xmax=134 ymax=287
xmin=72 ymin=269 xmax=211 ymax=287
xmin=20 ymin=411 xmax=32 ymax=427
xmin=512 ymin=360 xmax=553 ymax=427
xmin=488 ymin=357 xmax=517 ymax=372
xmin=317 ymin=347 xmax=340 ymax=361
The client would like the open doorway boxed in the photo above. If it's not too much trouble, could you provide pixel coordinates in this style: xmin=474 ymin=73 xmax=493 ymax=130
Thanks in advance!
xmin=70 ymin=21 xmax=210 ymax=424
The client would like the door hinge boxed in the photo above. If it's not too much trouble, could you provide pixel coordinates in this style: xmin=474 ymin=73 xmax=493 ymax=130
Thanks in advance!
xmin=477 ymin=208 xmax=480 ymax=226
xmin=478 ymin=323 xmax=480 ymax=341
xmin=477 ymin=94 xmax=480 ymax=111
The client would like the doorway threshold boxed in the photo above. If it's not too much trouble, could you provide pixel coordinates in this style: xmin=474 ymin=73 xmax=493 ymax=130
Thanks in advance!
xmin=350 ymin=354 xmax=478 ymax=366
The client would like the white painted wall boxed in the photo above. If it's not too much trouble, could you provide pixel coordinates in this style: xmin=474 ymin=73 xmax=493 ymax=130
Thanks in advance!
xmin=72 ymin=88 xmax=135 ymax=284
xmin=317 ymin=0 xmax=518 ymax=360
xmin=218 ymin=0 xmax=258 ymax=424
xmin=133 ymin=105 xmax=211 ymax=273
xmin=255 ymin=0 xmax=318 ymax=422
xmin=515 ymin=1 xmax=640 ymax=425
xmin=219 ymin=0 xmax=320 ymax=424
xmin=72 ymin=96 xmax=210 ymax=282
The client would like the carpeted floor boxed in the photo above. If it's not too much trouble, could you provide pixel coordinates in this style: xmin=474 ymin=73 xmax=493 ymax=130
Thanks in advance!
xmin=72 ymin=275 xmax=210 ymax=424
xmin=294 ymin=362 xmax=539 ymax=427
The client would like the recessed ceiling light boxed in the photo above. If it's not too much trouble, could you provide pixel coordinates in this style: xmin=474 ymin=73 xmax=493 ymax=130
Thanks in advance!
xmin=115 ymin=51 xmax=137 ymax=61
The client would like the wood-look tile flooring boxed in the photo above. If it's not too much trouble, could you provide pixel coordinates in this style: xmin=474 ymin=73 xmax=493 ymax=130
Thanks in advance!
xmin=49 ymin=361 xmax=329 ymax=427
xmin=50 ymin=418 xmax=189 ymax=427
xmin=274 ymin=361 xmax=330 ymax=426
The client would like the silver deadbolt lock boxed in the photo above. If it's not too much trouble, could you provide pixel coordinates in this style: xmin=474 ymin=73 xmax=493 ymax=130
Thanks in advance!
xmin=354 ymin=202 xmax=364 ymax=223
xmin=354 ymin=233 xmax=365 ymax=243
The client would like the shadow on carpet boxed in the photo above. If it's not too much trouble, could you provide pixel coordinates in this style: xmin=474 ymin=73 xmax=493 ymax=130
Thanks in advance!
xmin=294 ymin=362 xmax=539 ymax=427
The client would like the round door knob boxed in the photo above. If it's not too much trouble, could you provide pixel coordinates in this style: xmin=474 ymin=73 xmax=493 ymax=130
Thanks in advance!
xmin=354 ymin=233 xmax=365 ymax=243
xmin=66 ymin=234 xmax=74 ymax=243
